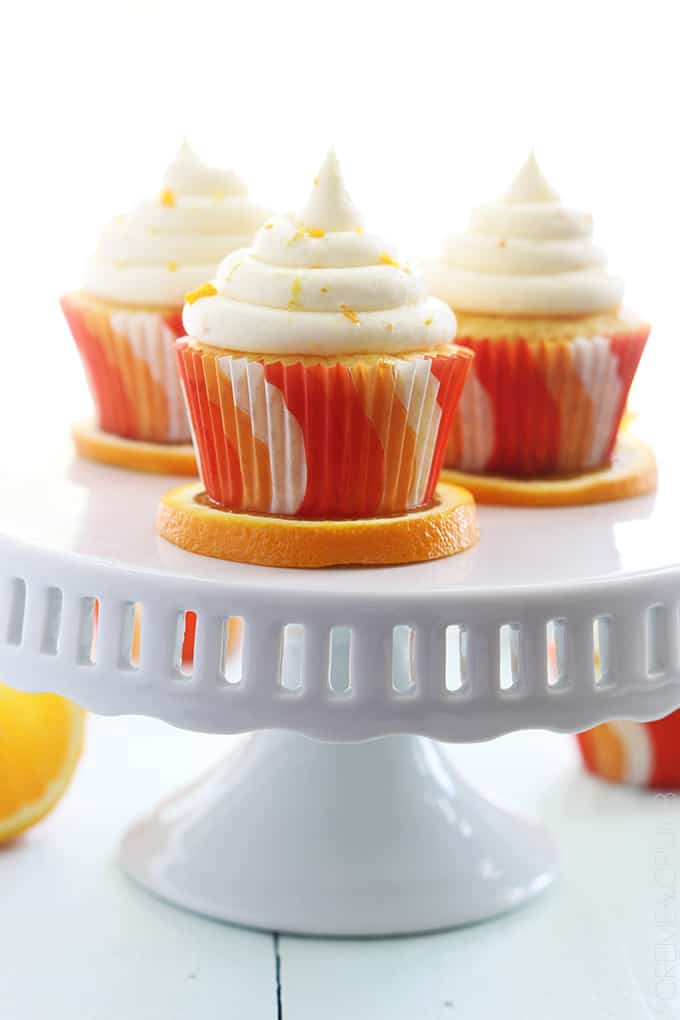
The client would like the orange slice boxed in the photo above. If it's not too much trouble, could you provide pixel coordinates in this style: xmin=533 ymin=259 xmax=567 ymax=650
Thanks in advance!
xmin=72 ymin=420 xmax=197 ymax=476
xmin=0 ymin=684 xmax=86 ymax=843
xmin=157 ymin=481 xmax=479 ymax=568
xmin=442 ymin=434 xmax=657 ymax=508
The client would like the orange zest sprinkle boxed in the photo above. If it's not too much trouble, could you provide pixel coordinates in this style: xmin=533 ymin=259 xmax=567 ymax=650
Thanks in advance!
xmin=385 ymin=323 xmax=393 ymax=332
xmin=314 ymin=176 xmax=319 ymax=186
xmin=288 ymin=229 xmax=305 ymax=245
xmin=288 ymin=277 xmax=303 ymax=310
xmin=264 ymin=223 xmax=274 ymax=230
xmin=379 ymin=253 xmax=400 ymax=268
xmin=167 ymin=261 xmax=178 ymax=272
xmin=355 ymin=226 xmax=363 ymax=234
xmin=499 ymin=239 xmax=507 ymax=248
xmin=402 ymin=267 xmax=412 ymax=274
xmin=114 ymin=214 xmax=126 ymax=224
xmin=340 ymin=306 xmax=359 ymax=325
xmin=185 ymin=282 xmax=217 ymax=304
xmin=424 ymin=317 xmax=432 ymax=326
xmin=160 ymin=188 xmax=176 ymax=207
xmin=308 ymin=227 xmax=325 ymax=238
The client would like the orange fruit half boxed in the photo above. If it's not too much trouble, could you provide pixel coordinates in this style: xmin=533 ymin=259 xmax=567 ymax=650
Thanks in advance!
xmin=442 ymin=433 xmax=657 ymax=508
xmin=157 ymin=481 xmax=479 ymax=568
xmin=0 ymin=684 xmax=86 ymax=843
xmin=72 ymin=420 xmax=197 ymax=476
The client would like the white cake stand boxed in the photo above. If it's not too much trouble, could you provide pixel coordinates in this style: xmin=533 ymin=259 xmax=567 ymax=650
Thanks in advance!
xmin=1 ymin=425 xmax=679 ymax=936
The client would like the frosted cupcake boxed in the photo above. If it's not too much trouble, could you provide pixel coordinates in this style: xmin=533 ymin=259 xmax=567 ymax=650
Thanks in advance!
xmin=427 ymin=153 xmax=650 ymax=478
xmin=177 ymin=150 xmax=471 ymax=519
xmin=61 ymin=141 xmax=267 ymax=445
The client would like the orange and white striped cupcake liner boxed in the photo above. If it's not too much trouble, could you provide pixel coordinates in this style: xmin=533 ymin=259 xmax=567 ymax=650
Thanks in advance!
xmin=176 ymin=341 xmax=472 ymax=518
xmin=61 ymin=291 xmax=191 ymax=444
xmin=578 ymin=712 xmax=680 ymax=790
xmin=446 ymin=327 xmax=650 ymax=477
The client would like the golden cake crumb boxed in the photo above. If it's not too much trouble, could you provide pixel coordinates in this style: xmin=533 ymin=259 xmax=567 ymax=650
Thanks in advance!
xmin=499 ymin=239 xmax=507 ymax=248
xmin=424 ymin=317 xmax=432 ymax=326
xmin=167 ymin=262 xmax=178 ymax=272
xmin=288 ymin=229 xmax=305 ymax=244
xmin=160 ymin=188 xmax=176 ymax=207
xmin=213 ymin=190 xmax=226 ymax=202
xmin=379 ymin=253 xmax=401 ymax=268
xmin=320 ymin=287 xmax=329 ymax=293
xmin=385 ymin=323 xmax=393 ymax=332
xmin=185 ymin=282 xmax=217 ymax=304
xmin=264 ymin=223 xmax=274 ymax=230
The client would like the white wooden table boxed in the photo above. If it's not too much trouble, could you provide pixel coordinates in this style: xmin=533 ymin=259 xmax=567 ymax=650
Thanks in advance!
xmin=1 ymin=715 xmax=676 ymax=1019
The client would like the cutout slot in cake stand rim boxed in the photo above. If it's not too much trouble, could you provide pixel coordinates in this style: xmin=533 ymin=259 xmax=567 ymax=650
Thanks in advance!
xmin=1 ymin=438 xmax=680 ymax=935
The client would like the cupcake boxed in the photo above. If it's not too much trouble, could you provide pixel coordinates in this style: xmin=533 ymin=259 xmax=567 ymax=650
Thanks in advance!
xmin=177 ymin=150 xmax=471 ymax=519
xmin=427 ymin=153 xmax=650 ymax=478
xmin=61 ymin=141 xmax=267 ymax=445
xmin=578 ymin=712 xmax=680 ymax=789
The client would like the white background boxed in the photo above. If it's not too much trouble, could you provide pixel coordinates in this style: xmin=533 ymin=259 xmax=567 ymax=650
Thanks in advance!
xmin=3 ymin=0 xmax=677 ymax=422
xmin=3 ymin=0 xmax=678 ymax=305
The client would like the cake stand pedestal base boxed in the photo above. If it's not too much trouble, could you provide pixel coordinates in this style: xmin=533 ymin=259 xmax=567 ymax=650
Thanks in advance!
xmin=119 ymin=731 xmax=557 ymax=936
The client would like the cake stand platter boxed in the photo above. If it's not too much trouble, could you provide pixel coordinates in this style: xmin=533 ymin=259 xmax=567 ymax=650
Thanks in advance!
xmin=1 ymin=424 xmax=680 ymax=936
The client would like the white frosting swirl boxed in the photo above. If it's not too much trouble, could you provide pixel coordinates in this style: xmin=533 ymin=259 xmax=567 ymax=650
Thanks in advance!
xmin=183 ymin=149 xmax=456 ymax=355
xmin=427 ymin=152 xmax=625 ymax=317
xmin=84 ymin=140 xmax=268 ymax=307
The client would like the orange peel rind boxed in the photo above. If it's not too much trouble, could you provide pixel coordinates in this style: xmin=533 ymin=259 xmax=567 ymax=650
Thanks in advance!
xmin=441 ymin=433 xmax=657 ymax=508
xmin=72 ymin=421 xmax=197 ymax=476
xmin=157 ymin=481 xmax=479 ymax=568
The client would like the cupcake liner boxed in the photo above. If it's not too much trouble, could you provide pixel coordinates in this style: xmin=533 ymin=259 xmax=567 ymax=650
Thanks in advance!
xmin=61 ymin=293 xmax=190 ymax=443
xmin=445 ymin=327 xmax=649 ymax=477
xmin=176 ymin=342 xmax=471 ymax=518
xmin=577 ymin=712 xmax=680 ymax=789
